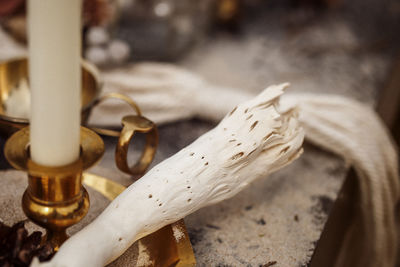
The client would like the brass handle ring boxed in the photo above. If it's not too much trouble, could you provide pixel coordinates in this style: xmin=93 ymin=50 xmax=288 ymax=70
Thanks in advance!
xmin=90 ymin=92 xmax=158 ymax=177
xmin=90 ymin=92 xmax=142 ymax=137
xmin=115 ymin=115 xmax=158 ymax=177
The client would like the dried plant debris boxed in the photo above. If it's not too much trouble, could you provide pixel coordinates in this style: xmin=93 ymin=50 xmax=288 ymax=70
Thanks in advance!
xmin=0 ymin=221 xmax=54 ymax=267
xmin=262 ymin=261 xmax=277 ymax=267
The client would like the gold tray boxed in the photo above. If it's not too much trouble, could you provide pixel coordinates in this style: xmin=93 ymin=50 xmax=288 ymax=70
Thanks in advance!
xmin=83 ymin=173 xmax=196 ymax=266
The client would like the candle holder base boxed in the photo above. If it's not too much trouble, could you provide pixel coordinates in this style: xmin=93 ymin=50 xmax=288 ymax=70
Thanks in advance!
xmin=4 ymin=126 xmax=104 ymax=250
xmin=21 ymin=187 xmax=90 ymax=251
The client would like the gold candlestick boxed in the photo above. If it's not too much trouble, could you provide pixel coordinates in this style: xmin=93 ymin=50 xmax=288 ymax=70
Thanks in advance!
xmin=4 ymin=126 xmax=104 ymax=250
xmin=0 ymin=58 xmax=196 ymax=265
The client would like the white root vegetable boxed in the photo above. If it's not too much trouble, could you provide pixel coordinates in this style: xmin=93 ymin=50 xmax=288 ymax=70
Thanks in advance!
xmin=35 ymin=84 xmax=304 ymax=267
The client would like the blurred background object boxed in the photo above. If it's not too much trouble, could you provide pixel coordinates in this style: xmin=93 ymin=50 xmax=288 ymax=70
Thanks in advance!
xmin=214 ymin=0 xmax=241 ymax=31
xmin=0 ymin=0 xmax=25 ymax=17
xmin=377 ymin=55 xmax=400 ymax=144
xmin=110 ymin=0 xmax=213 ymax=61
xmin=83 ymin=0 xmax=115 ymax=26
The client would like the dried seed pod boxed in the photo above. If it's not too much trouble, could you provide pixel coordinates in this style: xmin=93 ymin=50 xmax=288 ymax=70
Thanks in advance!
xmin=0 ymin=221 xmax=54 ymax=266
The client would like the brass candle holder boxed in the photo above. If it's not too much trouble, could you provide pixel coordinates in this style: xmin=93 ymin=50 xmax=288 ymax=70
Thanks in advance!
xmin=4 ymin=126 xmax=104 ymax=250
xmin=0 ymin=58 xmax=99 ymax=137
xmin=0 ymin=58 xmax=196 ymax=266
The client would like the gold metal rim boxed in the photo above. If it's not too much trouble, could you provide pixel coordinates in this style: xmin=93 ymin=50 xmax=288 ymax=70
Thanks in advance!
xmin=90 ymin=92 xmax=142 ymax=137
xmin=4 ymin=126 xmax=104 ymax=171
xmin=0 ymin=58 xmax=101 ymax=124
xmin=83 ymin=172 xmax=126 ymax=201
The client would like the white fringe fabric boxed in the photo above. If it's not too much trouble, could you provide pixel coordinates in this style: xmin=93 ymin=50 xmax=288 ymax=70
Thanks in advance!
xmin=281 ymin=94 xmax=399 ymax=267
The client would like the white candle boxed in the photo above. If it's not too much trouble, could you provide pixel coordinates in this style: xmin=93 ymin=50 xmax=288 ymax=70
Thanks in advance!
xmin=28 ymin=0 xmax=82 ymax=167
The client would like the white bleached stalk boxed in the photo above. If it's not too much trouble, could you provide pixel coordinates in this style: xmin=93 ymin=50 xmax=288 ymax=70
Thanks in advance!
xmin=35 ymin=84 xmax=304 ymax=267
